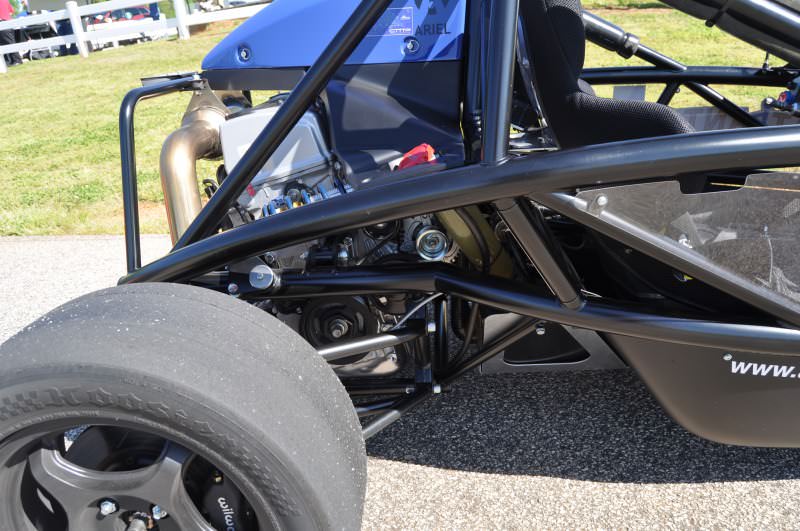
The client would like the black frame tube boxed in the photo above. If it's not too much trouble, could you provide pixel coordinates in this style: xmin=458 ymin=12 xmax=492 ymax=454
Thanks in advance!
xmin=344 ymin=379 xmax=415 ymax=396
xmin=120 ymin=124 xmax=800 ymax=329
xmin=583 ymin=11 xmax=764 ymax=127
xmin=361 ymin=316 xmax=536 ymax=439
xmin=685 ymin=82 xmax=764 ymax=127
xmin=119 ymin=125 xmax=800 ymax=296
xmin=657 ymin=81 xmax=681 ymax=105
xmin=481 ymin=0 xmax=520 ymax=165
xmin=494 ymin=197 xmax=583 ymax=309
xmin=441 ymin=315 xmax=535 ymax=385
xmin=636 ymin=44 xmax=762 ymax=127
xmin=581 ymin=66 xmax=797 ymax=87
xmin=462 ymin=0 xmax=485 ymax=162
xmin=119 ymin=75 xmax=201 ymax=273
xmin=173 ymin=0 xmax=395 ymax=250
xmin=361 ymin=391 xmax=431 ymax=439
xmin=532 ymin=191 xmax=800 ymax=329
xmin=240 ymin=264 xmax=800 ymax=356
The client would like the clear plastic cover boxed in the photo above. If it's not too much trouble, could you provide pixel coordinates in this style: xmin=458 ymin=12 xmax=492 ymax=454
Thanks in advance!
xmin=576 ymin=172 xmax=800 ymax=306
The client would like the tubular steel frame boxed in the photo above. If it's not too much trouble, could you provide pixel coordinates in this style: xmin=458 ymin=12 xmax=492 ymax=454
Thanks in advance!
xmin=117 ymin=0 xmax=800 ymax=437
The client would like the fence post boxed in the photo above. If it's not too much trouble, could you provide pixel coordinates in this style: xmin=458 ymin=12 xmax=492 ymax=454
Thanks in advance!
xmin=65 ymin=0 xmax=89 ymax=58
xmin=0 ymin=56 xmax=7 ymax=74
xmin=172 ymin=0 xmax=190 ymax=40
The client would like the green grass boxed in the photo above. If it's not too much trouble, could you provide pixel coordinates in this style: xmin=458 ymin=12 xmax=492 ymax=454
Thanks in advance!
xmin=584 ymin=8 xmax=768 ymax=108
xmin=0 ymin=11 xmax=776 ymax=235
xmin=0 ymin=22 xmax=238 ymax=235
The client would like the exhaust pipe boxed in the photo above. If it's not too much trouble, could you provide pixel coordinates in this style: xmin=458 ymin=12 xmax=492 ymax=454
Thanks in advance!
xmin=160 ymin=90 xmax=227 ymax=243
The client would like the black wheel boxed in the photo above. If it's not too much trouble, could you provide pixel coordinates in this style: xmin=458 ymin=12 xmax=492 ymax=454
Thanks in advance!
xmin=0 ymin=283 xmax=366 ymax=530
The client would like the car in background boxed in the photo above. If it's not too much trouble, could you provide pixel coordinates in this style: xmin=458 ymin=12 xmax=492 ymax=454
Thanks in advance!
xmin=228 ymin=0 xmax=269 ymax=7
xmin=87 ymin=6 xmax=150 ymax=25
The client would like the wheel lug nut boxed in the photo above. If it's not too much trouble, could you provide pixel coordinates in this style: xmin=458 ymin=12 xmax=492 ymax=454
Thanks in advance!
xmin=99 ymin=499 xmax=119 ymax=516
xmin=152 ymin=505 xmax=168 ymax=520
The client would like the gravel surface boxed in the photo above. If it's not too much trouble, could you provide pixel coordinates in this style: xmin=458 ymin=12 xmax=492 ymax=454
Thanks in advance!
xmin=2 ymin=235 xmax=800 ymax=529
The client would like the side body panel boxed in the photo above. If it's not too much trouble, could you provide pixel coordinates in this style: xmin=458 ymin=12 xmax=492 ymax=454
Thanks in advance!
xmin=202 ymin=0 xmax=467 ymax=71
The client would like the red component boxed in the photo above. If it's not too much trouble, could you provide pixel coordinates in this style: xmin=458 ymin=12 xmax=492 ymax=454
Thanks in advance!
xmin=246 ymin=184 xmax=256 ymax=197
xmin=397 ymin=143 xmax=437 ymax=170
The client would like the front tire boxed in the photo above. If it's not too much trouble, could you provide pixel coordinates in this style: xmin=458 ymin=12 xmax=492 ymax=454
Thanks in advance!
xmin=0 ymin=283 xmax=366 ymax=530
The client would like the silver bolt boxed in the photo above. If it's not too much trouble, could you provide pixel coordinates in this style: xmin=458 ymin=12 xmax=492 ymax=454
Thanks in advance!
xmin=329 ymin=318 xmax=350 ymax=339
xmin=227 ymin=283 xmax=239 ymax=295
xmin=723 ymin=353 xmax=733 ymax=361
xmin=426 ymin=320 xmax=437 ymax=334
xmin=596 ymin=194 xmax=608 ymax=208
xmin=152 ymin=505 xmax=168 ymax=520
xmin=535 ymin=326 xmax=546 ymax=336
xmin=99 ymin=499 xmax=118 ymax=516
xmin=249 ymin=264 xmax=276 ymax=291
xmin=432 ymin=383 xmax=442 ymax=394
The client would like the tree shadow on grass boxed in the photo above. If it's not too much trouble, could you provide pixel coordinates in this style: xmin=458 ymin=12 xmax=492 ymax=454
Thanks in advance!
xmin=366 ymin=370 xmax=800 ymax=483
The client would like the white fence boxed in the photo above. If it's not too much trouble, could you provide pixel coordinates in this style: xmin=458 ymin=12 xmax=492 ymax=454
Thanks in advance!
xmin=0 ymin=0 xmax=268 ymax=74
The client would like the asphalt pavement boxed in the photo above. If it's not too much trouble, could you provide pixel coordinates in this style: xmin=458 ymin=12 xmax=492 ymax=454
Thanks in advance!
xmin=2 ymin=235 xmax=800 ymax=529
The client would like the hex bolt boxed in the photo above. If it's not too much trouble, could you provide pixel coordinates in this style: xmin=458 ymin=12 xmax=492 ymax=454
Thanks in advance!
xmin=535 ymin=325 xmax=546 ymax=336
xmin=432 ymin=384 xmax=442 ymax=394
xmin=227 ymin=283 xmax=239 ymax=295
xmin=329 ymin=318 xmax=350 ymax=339
xmin=596 ymin=194 xmax=608 ymax=208
xmin=723 ymin=353 xmax=733 ymax=361
xmin=426 ymin=320 xmax=437 ymax=334
xmin=99 ymin=499 xmax=119 ymax=516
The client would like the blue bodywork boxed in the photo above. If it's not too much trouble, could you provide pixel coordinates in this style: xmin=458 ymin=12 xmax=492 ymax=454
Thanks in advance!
xmin=202 ymin=0 xmax=467 ymax=71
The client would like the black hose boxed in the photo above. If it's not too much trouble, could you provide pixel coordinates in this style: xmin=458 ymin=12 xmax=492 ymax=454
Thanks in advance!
xmin=355 ymin=222 xmax=400 ymax=266
xmin=451 ymin=302 xmax=480 ymax=367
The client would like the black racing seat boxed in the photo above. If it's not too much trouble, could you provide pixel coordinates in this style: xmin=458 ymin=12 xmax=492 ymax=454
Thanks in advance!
xmin=521 ymin=0 xmax=695 ymax=149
